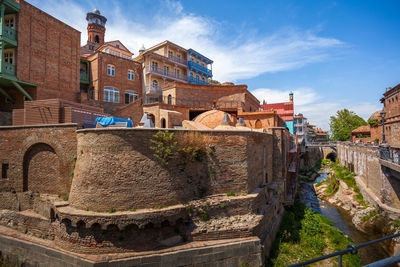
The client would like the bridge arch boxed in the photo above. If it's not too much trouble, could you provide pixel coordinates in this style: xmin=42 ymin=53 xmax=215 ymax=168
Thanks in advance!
xmin=326 ymin=152 xmax=337 ymax=162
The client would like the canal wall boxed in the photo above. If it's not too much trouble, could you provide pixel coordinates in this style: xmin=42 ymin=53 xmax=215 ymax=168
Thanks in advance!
xmin=337 ymin=143 xmax=400 ymax=219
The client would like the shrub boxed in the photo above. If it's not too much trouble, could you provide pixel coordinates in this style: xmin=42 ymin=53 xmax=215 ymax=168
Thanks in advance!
xmin=362 ymin=210 xmax=377 ymax=222
xmin=130 ymin=208 xmax=136 ymax=212
xmin=186 ymin=205 xmax=194 ymax=215
xmin=63 ymin=195 xmax=69 ymax=201
xmin=150 ymin=130 xmax=177 ymax=166
xmin=109 ymin=208 xmax=116 ymax=213
xmin=220 ymin=203 xmax=226 ymax=209
xmin=200 ymin=210 xmax=209 ymax=221
xmin=368 ymin=119 xmax=379 ymax=127
xmin=226 ymin=190 xmax=235 ymax=197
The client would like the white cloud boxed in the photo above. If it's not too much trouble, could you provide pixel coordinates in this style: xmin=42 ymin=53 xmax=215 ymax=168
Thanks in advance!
xmin=251 ymin=87 xmax=381 ymax=131
xmin=29 ymin=0 xmax=343 ymax=82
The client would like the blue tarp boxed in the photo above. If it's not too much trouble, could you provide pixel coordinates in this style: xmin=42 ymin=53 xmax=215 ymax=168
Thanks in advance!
xmin=285 ymin=120 xmax=294 ymax=135
xmin=95 ymin=117 xmax=133 ymax=128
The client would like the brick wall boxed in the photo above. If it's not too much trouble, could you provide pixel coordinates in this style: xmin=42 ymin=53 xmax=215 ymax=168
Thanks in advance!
xmin=69 ymin=129 xmax=274 ymax=212
xmin=0 ymin=124 xmax=77 ymax=196
xmin=17 ymin=0 xmax=80 ymax=102
xmin=87 ymin=52 xmax=143 ymax=103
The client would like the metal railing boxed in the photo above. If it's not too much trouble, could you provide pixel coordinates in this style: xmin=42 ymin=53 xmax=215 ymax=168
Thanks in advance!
xmin=189 ymin=76 xmax=210 ymax=85
xmin=306 ymin=141 xmax=337 ymax=147
xmin=188 ymin=60 xmax=212 ymax=76
xmin=380 ymin=145 xmax=400 ymax=165
xmin=167 ymin=54 xmax=187 ymax=65
xmin=143 ymin=95 xmax=243 ymax=109
xmin=145 ymin=85 xmax=162 ymax=95
xmin=145 ymin=65 xmax=188 ymax=81
xmin=289 ymin=232 xmax=400 ymax=267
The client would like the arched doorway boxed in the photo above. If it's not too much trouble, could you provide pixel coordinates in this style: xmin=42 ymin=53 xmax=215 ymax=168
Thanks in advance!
xmin=23 ymin=143 xmax=60 ymax=193
xmin=161 ymin=118 xmax=166 ymax=128
xmin=255 ymin=119 xmax=262 ymax=129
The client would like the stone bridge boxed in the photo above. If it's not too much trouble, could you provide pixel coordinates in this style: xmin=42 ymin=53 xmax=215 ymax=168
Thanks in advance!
xmin=299 ymin=143 xmax=337 ymax=169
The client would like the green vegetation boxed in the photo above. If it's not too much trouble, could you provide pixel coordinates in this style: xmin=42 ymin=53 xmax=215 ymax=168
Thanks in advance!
xmin=374 ymin=138 xmax=380 ymax=144
xmin=368 ymin=119 xmax=379 ymax=127
xmin=220 ymin=203 xmax=226 ymax=209
xmin=150 ymin=130 xmax=208 ymax=167
xmin=150 ymin=130 xmax=177 ymax=166
xmin=323 ymin=160 xmax=368 ymax=208
xmin=268 ymin=200 xmax=361 ymax=266
xmin=362 ymin=210 xmax=378 ymax=222
xmin=329 ymin=109 xmax=367 ymax=141
xmin=186 ymin=204 xmax=194 ymax=215
xmin=393 ymin=220 xmax=400 ymax=228
xmin=155 ymin=205 xmax=168 ymax=209
xmin=63 ymin=195 xmax=69 ymax=201
xmin=226 ymin=190 xmax=235 ymax=197
xmin=130 ymin=208 xmax=136 ymax=212
xmin=109 ymin=208 xmax=116 ymax=213
xmin=200 ymin=209 xmax=209 ymax=221
xmin=70 ymin=154 xmax=78 ymax=182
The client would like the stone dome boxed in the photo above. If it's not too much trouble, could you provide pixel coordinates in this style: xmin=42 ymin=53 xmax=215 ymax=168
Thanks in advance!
xmin=369 ymin=110 xmax=382 ymax=121
xmin=193 ymin=110 xmax=235 ymax=129
xmin=93 ymin=8 xmax=100 ymax=14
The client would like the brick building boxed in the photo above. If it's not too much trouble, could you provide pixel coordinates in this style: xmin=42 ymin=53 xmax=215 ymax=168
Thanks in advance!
xmin=0 ymin=0 xmax=80 ymax=113
xmin=382 ymin=85 xmax=400 ymax=146
xmin=79 ymin=9 xmax=143 ymax=113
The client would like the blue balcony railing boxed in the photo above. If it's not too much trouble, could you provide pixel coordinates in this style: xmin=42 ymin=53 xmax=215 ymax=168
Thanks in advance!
xmin=188 ymin=60 xmax=212 ymax=76
xmin=189 ymin=76 xmax=209 ymax=85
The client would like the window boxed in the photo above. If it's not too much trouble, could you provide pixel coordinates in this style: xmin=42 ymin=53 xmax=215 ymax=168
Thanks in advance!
xmin=4 ymin=16 xmax=14 ymax=29
xmin=163 ymin=66 xmax=169 ymax=75
xmin=168 ymin=94 xmax=172 ymax=104
xmin=116 ymin=44 xmax=120 ymax=48
xmin=196 ymin=75 xmax=199 ymax=81
xmin=104 ymin=87 xmax=119 ymax=103
xmin=107 ymin=65 xmax=115 ymax=76
xmin=128 ymin=70 xmax=135 ymax=80
xmin=168 ymin=51 xmax=173 ymax=58
xmin=125 ymin=90 xmax=138 ymax=104
xmin=2 ymin=163 xmax=8 ymax=179
xmin=177 ymin=54 xmax=181 ymax=61
xmin=4 ymin=50 xmax=14 ymax=64
xmin=152 ymin=61 xmax=158 ymax=71
xmin=175 ymin=69 xmax=180 ymax=78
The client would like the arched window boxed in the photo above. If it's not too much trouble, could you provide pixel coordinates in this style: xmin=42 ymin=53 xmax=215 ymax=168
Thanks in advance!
xmin=255 ymin=119 xmax=262 ymax=129
xmin=95 ymin=35 xmax=100 ymax=43
xmin=104 ymin=87 xmax=119 ymax=103
xmin=125 ymin=90 xmax=138 ymax=104
xmin=167 ymin=94 xmax=172 ymax=105
xmin=161 ymin=118 xmax=166 ymax=128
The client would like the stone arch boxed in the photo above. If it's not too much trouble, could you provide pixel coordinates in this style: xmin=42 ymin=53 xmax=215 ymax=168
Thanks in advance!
xmin=23 ymin=143 xmax=60 ymax=193
xmin=255 ymin=119 xmax=262 ymax=129
xmin=161 ymin=118 xmax=166 ymax=128
xmin=61 ymin=218 xmax=71 ymax=227
xmin=326 ymin=152 xmax=337 ymax=162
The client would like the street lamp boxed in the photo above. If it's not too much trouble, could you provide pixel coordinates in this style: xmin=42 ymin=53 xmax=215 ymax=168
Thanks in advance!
xmin=380 ymin=109 xmax=386 ymax=144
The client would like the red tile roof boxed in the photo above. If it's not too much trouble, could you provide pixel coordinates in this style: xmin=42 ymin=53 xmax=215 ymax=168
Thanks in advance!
xmin=261 ymin=102 xmax=294 ymax=122
xmin=351 ymin=125 xmax=370 ymax=133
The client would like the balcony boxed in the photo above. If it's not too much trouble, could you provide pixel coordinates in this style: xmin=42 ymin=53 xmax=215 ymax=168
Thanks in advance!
xmin=380 ymin=146 xmax=400 ymax=165
xmin=145 ymin=84 xmax=162 ymax=95
xmin=167 ymin=55 xmax=187 ymax=66
xmin=2 ymin=62 xmax=15 ymax=76
xmin=1 ymin=25 xmax=17 ymax=47
xmin=80 ymin=72 xmax=89 ymax=84
xmin=189 ymin=76 xmax=210 ymax=85
xmin=145 ymin=65 xmax=188 ymax=82
xmin=188 ymin=60 xmax=212 ymax=76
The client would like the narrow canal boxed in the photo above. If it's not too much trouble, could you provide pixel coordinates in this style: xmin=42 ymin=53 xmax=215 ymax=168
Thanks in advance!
xmin=300 ymin=173 xmax=390 ymax=265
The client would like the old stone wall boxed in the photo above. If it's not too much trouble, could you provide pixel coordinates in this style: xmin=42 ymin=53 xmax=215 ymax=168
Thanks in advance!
xmin=0 ymin=124 xmax=77 ymax=196
xmin=69 ymin=129 xmax=273 ymax=212
xmin=337 ymin=143 xmax=400 ymax=215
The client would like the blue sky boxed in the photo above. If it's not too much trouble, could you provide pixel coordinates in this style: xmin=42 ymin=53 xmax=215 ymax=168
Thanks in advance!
xmin=30 ymin=0 xmax=400 ymax=130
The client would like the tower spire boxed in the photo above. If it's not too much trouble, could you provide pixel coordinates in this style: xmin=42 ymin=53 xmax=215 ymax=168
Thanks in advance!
xmin=86 ymin=8 xmax=107 ymax=45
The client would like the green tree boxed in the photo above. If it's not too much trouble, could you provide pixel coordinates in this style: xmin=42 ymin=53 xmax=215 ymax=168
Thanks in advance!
xmin=329 ymin=109 xmax=367 ymax=141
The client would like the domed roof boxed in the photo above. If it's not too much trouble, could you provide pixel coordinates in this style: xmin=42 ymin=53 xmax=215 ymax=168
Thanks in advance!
xmin=369 ymin=110 xmax=382 ymax=121
xmin=93 ymin=8 xmax=100 ymax=14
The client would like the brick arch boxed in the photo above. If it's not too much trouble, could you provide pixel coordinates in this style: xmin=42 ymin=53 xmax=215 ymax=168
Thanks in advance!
xmin=23 ymin=143 xmax=61 ymax=193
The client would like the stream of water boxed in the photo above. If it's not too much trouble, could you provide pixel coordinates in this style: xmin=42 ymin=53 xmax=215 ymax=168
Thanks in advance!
xmin=299 ymin=173 xmax=390 ymax=265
